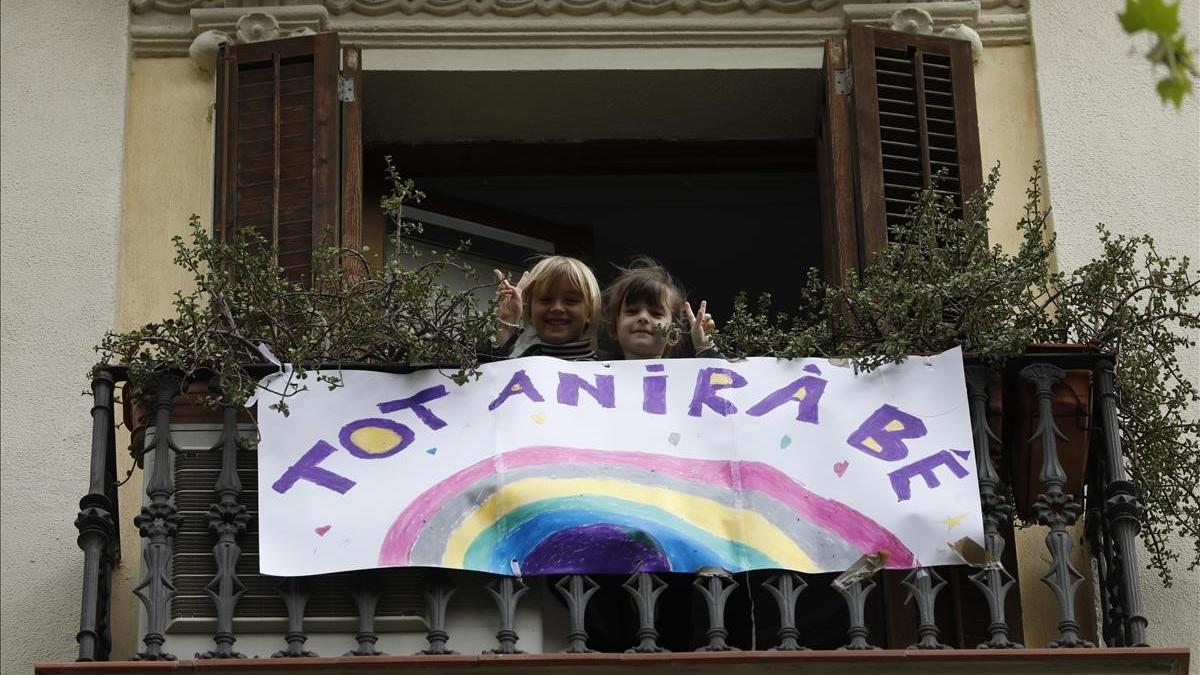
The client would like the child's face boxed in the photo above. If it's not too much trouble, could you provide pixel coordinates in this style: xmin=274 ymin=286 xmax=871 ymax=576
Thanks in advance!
xmin=615 ymin=295 xmax=675 ymax=359
xmin=530 ymin=278 xmax=589 ymax=345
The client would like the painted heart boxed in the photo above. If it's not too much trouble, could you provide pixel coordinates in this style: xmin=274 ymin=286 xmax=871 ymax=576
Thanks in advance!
xmin=833 ymin=461 xmax=849 ymax=477
xmin=530 ymin=412 xmax=547 ymax=425
xmin=780 ymin=435 xmax=792 ymax=449
xmin=315 ymin=525 xmax=331 ymax=537
xmin=668 ymin=432 xmax=681 ymax=446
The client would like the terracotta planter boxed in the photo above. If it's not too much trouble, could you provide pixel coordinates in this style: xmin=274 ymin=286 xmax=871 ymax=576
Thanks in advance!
xmin=1004 ymin=345 xmax=1098 ymax=519
xmin=122 ymin=380 xmax=250 ymax=467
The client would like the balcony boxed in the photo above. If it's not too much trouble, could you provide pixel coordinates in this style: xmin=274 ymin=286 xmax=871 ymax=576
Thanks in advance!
xmin=44 ymin=352 xmax=1190 ymax=675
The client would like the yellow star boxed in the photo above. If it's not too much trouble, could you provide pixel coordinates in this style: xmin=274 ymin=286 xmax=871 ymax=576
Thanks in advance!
xmin=941 ymin=513 xmax=968 ymax=531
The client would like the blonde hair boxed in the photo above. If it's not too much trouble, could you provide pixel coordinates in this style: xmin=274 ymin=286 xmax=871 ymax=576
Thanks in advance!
xmin=521 ymin=255 xmax=602 ymax=348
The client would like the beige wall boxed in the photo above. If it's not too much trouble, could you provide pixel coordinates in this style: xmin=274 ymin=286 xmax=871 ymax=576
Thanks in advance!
xmin=1030 ymin=0 xmax=1200 ymax=668
xmin=110 ymin=56 xmax=218 ymax=659
xmin=974 ymin=43 xmax=1049 ymax=252
xmin=0 ymin=1 xmax=129 ymax=673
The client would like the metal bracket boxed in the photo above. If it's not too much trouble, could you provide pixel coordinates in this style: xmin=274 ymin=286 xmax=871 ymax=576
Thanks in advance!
xmin=834 ymin=69 xmax=852 ymax=96
xmin=338 ymin=76 xmax=356 ymax=102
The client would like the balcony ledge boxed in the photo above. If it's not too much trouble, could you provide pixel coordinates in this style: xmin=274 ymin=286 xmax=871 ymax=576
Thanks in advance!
xmin=37 ymin=647 xmax=1192 ymax=675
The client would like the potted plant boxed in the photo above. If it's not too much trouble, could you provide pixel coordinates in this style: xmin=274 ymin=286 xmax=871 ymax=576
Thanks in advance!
xmin=715 ymin=164 xmax=1199 ymax=583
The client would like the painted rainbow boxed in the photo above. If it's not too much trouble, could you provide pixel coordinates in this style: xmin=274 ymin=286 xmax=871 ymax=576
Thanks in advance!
xmin=378 ymin=446 xmax=915 ymax=575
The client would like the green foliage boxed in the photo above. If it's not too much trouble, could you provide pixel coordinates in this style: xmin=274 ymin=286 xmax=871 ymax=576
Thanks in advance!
xmin=1119 ymin=0 xmax=1198 ymax=108
xmin=92 ymin=159 xmax=495 ymax=414
xmin=716 ymin=164 xmax=1200 ymax=582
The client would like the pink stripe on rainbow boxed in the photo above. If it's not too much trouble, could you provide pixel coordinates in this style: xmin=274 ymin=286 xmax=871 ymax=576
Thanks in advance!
xmin=378 ymin=446 xmax=915 ymax=568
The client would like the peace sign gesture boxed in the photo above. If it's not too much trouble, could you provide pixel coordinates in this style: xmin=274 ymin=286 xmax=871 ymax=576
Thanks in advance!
xmin=493 ymin=268 xmax=529 ymax=327
xmin=684 ymin=300 xmax=716 ymax=352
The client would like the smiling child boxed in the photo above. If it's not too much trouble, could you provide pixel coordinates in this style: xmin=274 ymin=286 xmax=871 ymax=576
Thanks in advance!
xmin=492 ymin=256 xmax=601 ymax=360
xmin=602 ymin=258 xmax=720 ymax=360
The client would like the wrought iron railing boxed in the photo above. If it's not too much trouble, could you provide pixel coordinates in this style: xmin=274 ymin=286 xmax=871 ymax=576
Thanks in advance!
xmin=73 ymin=353 xmax=1149 ymax=661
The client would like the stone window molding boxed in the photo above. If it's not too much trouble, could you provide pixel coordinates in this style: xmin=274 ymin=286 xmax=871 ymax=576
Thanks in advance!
xmin=129 ymin=0 xmax=1026 ymax=66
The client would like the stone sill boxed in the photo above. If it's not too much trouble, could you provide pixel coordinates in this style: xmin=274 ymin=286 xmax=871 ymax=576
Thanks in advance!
xmin=37 ymin=647 xmax=1192 ymax=675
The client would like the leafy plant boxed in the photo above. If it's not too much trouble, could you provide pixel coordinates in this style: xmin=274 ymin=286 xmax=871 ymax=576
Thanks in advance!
xmin=1119 ymin=0 xmax=1198 ymax=108
xmin=92 ymin=159 xmax=496 ymax=414
xmin=717 ymin=164 xmax=1200 ymax=582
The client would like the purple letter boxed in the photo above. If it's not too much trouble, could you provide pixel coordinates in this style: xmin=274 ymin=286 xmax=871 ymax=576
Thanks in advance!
xmin=378 ymin=385 xmax=450 ymax=430
xmin=888 ymin=450 xmax=971 ymax=501
xmin=339 ymin=418 xmax=414 ymax=459
xmin=746 ymin=375 xmax=828 ymax=424
xmin=272 ymin=440 xmax=356 ymax=494
xmin=846 ymin=404 xmax=928 ymax=461
xmin=688 ymin=367 xmax=748 ymax=417
xmin=643 ymin=364 xmax=667 ymax=415
xmin=488 ymin=369 xmax=545 ymax=411
xmin=557 ymin=372 xmax=615 ymax=409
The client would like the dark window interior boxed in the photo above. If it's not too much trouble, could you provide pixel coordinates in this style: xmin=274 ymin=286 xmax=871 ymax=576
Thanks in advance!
xmin=361 ymin=69 xmax=825 ymax=324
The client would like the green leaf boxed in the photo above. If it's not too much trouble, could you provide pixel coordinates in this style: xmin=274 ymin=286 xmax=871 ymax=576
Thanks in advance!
xmin=1157 ymin=72 xmax=1192 ymax=108
xmin=1118 ymin=0 xmax=1181 ymax=35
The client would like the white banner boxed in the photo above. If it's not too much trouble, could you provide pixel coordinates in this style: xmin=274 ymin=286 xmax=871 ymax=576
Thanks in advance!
xmin=257 ymin=349 xmax=982 ymax=577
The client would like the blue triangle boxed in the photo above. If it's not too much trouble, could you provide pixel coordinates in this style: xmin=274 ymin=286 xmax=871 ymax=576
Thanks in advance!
xmin=951 ymin=448 xmax=972 ymax=461
xmin=426 ymin=447 xmax=438 ymax=455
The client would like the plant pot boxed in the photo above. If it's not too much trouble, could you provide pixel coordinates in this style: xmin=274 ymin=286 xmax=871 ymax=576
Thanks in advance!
xmin=1004 ymin=345 xmax=1099 ymax=520
xmin=122 ymin=379 xmax=248 ymax=468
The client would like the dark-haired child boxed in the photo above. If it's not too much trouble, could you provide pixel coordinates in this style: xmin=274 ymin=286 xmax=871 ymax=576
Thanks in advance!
xmin=602 ymin=258 xmax=721 ymax=360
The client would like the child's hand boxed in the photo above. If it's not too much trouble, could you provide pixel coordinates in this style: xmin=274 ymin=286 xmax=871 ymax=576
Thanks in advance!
xmin=685 ymin=300 xmax=716 ymax=352
xmin=494 ymin=268 xmax=528 ymax=327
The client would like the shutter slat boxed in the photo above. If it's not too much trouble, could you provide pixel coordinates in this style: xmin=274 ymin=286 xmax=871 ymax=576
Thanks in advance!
xmin=852 ymin=24 xmax=984 ymax=259
xmin=214 ymin=34 xmax=345 ymax=285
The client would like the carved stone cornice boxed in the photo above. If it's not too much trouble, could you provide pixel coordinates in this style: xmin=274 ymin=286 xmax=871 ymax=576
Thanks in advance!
xmin=128 ymin=0 xmax=1028 ymax=57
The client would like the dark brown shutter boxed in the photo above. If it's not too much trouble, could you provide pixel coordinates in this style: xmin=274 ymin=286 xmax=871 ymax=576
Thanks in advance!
xmin=847 ymin=25 xmax=983 ymax=263
xmin=817 ymin=37 xmax=859 ymax=288
xmin=213 ymin=34 xmax=362 ymax=283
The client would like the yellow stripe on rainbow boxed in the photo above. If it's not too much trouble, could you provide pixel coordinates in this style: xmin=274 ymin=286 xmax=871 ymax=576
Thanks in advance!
xmin=441 ymin=477 xmax=818 ymax=571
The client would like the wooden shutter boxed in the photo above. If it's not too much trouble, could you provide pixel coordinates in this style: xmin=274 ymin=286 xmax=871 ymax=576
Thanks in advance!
xmin=213 ymin=33 xmax=362 ymax=283
xmin=817 ymin=38 xmax=859 ymax=288
xmin=847 ymin=25 xmax=983 ymax=263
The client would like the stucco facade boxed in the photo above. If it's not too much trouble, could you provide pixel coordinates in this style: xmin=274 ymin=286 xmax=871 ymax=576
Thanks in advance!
xmin=0 ymin=1 xmax=1196 ymax=673
xmin=1030 ymin=0 xmax=1200 ymax=658
xmin=0 ymin=0 xmax=129 ymax=673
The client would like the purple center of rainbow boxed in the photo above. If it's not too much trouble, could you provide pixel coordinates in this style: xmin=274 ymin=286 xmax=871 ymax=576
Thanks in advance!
xmin=523 ymin=524 xmax=669 ymax=574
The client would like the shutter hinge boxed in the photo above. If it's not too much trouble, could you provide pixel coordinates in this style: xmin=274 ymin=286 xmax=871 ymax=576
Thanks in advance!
xmin=834 ymin=69 xmax=852 ymax=96
xmin=338 ymin=76 xmax=356 ymax=102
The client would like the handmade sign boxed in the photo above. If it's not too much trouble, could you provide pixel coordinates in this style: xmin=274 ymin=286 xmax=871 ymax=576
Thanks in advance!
xmin=257 ymin=348 xmax=983 ymax=577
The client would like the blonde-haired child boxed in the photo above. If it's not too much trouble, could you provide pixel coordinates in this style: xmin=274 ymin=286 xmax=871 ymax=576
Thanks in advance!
xmin=492 ymin=255 xmax=601 ymax=360
xmin=602 ymin=257 xmax=719 ymax=360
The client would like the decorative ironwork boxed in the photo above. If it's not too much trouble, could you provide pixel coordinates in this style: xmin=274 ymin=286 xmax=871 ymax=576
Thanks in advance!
xmin=902 ymin=567 xmax=948 ymax=649
xmin=131 ymin=376 xmax=183 ymax=661
xmin=345 ymin=571 xmax=386 ymax=655
xmin=1095 ymin=362 xmax=1148 ymax=647
xmin=75 ymin=371 xmax=118 ymax=662
xmin=623 ymin=572 xmax=669 ymax=653
xmin=198 ymin=384 xmax=251 ymax=659
xmin=693 ymin=571 xmax=739 ymax=651
xmin=964 ymin=365 xmax=1021 ymax=648
xmin=831 ymin=555 xmax=884 ymax=650
xmin=485 ymin=576 xmax=529 ymax=654
xmin=555 ymin=574 xmax=600 ymax=653
xmin=420 ymin=572 xmax=458 ymax=655
xmin=273 ymin=577 xmax=317 ymax=657
xmin=763 ymin=572 xmax=808 ymax=651
xmin=1021 ymin=363 xmax=1092 ymax=648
